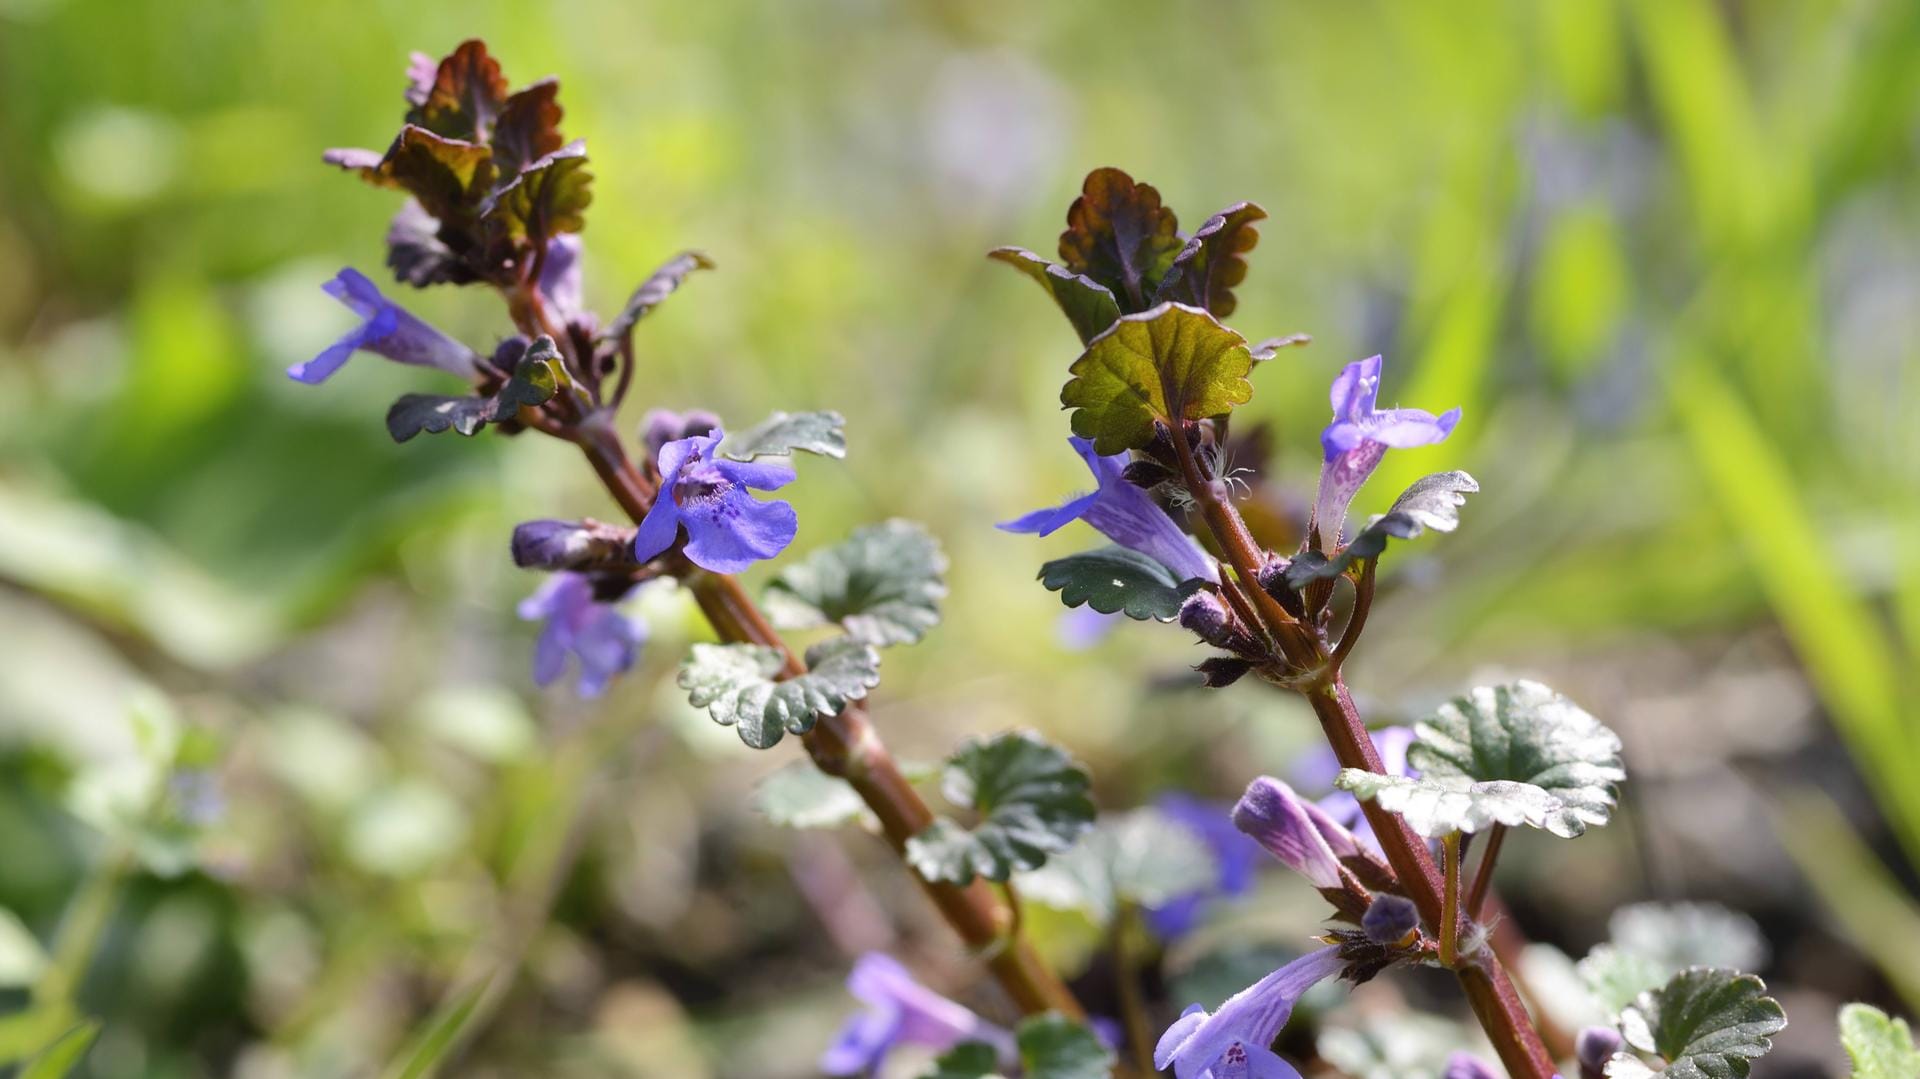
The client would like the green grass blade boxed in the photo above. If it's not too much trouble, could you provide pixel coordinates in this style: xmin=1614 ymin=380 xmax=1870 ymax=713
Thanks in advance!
xmin=19 ymin=1021 xmax=100 ymax=1079
xmin=380 ymin=976 xmax=494 ymax=1079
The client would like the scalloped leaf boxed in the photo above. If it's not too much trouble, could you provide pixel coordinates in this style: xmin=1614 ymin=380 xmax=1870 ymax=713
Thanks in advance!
xmin=905 ymin=732 xmax=1095 ymax=884
xmin=1057 ymin=167 xmax=1182 ymax=311
xmin=602 ymin=250 xmax=716 ymax=344
xmin=1061 ymin=303 xmax=1255 ymax=455
xmin=720 ymin=410 xmax=847 ymax=461
xmin=1017 ymin=808 xmax=1220 ymax=927
xmin=924 ymin=1016 xmax=1113 ymax=1079
xmin=1607 ymin=968 xmax=1785 ymax=1079
xmin=988 ymin=247 xmax=1122 ymax=345
xmin=1338 ymin=680 xmax=1623 ymax=838
xmin=751 ymin=762 xmax=873 ymax=830
xmin=328 ymin=125 xmax=495 ymax=224
xmin=1038 ymin=546 xmax=1206 ymax=621
xmin=481 ymin=140 xmax=591 ymax=240
xmin=1153 ymin=201 xmax=1266 ymax=317
xmin=1840 ymin=1004 xmax=1920 ymax=1078
xmin=763 ymin=520 xmax=945 ymax=645
xmin=491 ymin=78 xmax=564 ymax=179
xmin=406 ymin=40 xmax=510 ymax=142
xmin=1285 ymin=471 xmax=1479 ymax=587
xmin=677 ymin=637 xmax=881 ymax=750
xmin=386 ymin=340 xmax=558 ymax=442
xmin=1015 ymin=1015 xmax=1115 ymax=1079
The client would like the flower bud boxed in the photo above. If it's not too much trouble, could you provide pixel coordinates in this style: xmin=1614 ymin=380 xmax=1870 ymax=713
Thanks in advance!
xmin=511 ymin=518 xmax=638 ymax=572
xmin=641 ymin=408 xmax=722 ymax=460
xmin=1576 ymin=1026 xmax=1624 ymax=1079
xmin=1361 ymin=894 xmax=1419 ymax=946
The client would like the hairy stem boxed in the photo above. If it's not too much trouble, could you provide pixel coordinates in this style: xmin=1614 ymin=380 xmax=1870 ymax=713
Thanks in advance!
xmin=1162 ymin=435 xmax=1558 ymax=1077
xmin=1466 ymin=823 xmax=1507 ymax=921
xmin=561 ymin=418 xmax=1082 ymax=1019
xmin=1304 ymin=682 xmax=1557 ymax=1079
xmin=1440 ymin=832 xmax=1462 ymax=967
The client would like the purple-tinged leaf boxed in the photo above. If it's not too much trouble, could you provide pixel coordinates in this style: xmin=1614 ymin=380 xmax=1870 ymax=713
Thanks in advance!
xmin=1058 ymin=167 xmax=1183 ymax=311
xmin=407 ymin=39 xmax=510 ymax=143
xmin=1153 ymin=201 xmax=1266 ymax=318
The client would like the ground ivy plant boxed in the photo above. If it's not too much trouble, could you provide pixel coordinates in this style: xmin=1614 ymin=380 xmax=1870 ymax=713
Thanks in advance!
xmin=289 ymin=45 xmax=1907 ymax=1079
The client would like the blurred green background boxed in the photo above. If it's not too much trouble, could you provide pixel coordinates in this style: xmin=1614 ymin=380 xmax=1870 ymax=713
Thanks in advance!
xmin=2 ymin=0 xmax=1918 ymax=1076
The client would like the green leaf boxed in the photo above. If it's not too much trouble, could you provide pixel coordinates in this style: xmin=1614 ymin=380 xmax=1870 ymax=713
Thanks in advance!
xmin=481 ymin=141 xmax=592 ymax=240
xmin=751 ymin=762 xmax=872 ymax=829
xmin=1840 ymin=1003 xmax=1920 ymax=1078
xmin=763 ymin=520 xmax=945 ymax=645
xmin=1584 ymin=902 xmax=1769 ymax=1012
xmin=1018 ymin=807 xmax=1220 ymax=926
xmin=1580 ymin=945 xmax=1674 ymax=1016
xmin=1338 ymin=680 xmax=1624 ymax=838
xmin=1016 ymin=1013 xmax=1116 ymax=1079
xmin=490 ymin=78 xmax=564 ymax=179
xmin=1285 ymin=471 xmax=1479 ymax=587
xmin=601 ymin=251 xmax=716 ymax=344
xmin=18 ymin=1021 xmax=98 ymax=1079
xmin=921 ymin=1042 xmax=1006 ymax=1079
xmin=1038 ymin=546 xmax=1206 ymax=621
xmin=906 ymin=731 xmax=1095 ymax=884
xmin=406 ymin=40 xmax=510 ymax=143
xmin=720 ymin=409 xmax=848 ymax=461
xmin=677 ymin=637 xmax=882 ymax=750
xmin=1153 ymin=201 xmax=1266 ymax=318
xmin=1061 ymin=302 xmax=1255 ymax=455
xmin=1057 ymin=167 xmax=1183 ymax=310
xmin=988 ymin=247 xmax=1122 ymax=345
xmin=380 ymin=977 xmax=493 ymax=1079
xmin=1607 ymin=968 xmax=1785 ymax=1079
xmin=386 ymin=340 xmax=559 ymax=442
xmin=335 ymin=125 xmax=496 ymax=224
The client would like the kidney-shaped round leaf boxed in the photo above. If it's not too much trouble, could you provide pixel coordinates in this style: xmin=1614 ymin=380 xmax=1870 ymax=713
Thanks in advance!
xmin=905 ymin=731 xmax=1095 ymax=884
xmin=719 ymin=409 xmax=847 ymax=461
xmin=763 ymin=520 xmax=946 ymax=645
xmin=1338 ymin=680 xmax=1624 ymax=839
xmin=1840 ymin=1003 xmax=1920 ymax=1079
xmin=677 ymin=637 xmax=881 ymax=750
xmin=1061 ymin=303 xmax=1254 ymax=455
xmin=1607 ymin=968 xmax=1786 ymax=1079
xmin=1038 ymin=546 xmax=1206 ymax=621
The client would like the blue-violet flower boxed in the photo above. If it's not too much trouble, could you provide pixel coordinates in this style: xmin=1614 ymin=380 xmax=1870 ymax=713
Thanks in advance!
xmin=288 ymin=268 xmax=481 ymax=385
xmin=821 ymin=953 xmax=1012 ymax=1076
xmin=1146 ymin=794 xmax=1261 ymax=938
xmin=632 ymin=427 xmax=798 ymax=574
xmin=1232 ymin=776 xmax=1366 ymax=891
xmin=999 ymin=436 xmax=1217 ymax=583
xmin=1313 ymin=356 xmax=1459 ymax=551
xmin=517 ymin=572 xmax=645 ymax=697
xmin=1154 ymin=945 xmax=1345 ymax=1079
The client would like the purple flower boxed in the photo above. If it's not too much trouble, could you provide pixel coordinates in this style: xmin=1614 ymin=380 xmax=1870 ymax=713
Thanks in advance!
xmin=999 ymin=437 xmax=1217 ymax=583
xmin=288 ymin=268 xmax=481 ymax=385
xmin=540 ymin=234 xmax=586 ymax=324
xmin=517 ymin=572 xmax=645 ymax=697
xmin=821 ymin=953 xmax=1012 ymax=1076
xmin=1154 ymin=946 xmax=1344 ymax=1079
xmin=1443 ymin=1053 xmax=1502 ymax=1079
xmin=1146 ymin=794 xmax=1262 ymax=938
xmin=1231 ymin=777 xmax=1366 ymax=891
xmin=1577 ymin=1026 xmax=1624 ymax=1079
xmin=632 ymin=427 xmax=798 ymax=574
xmin=1313 ymin=356 xmax=1460 ymax=551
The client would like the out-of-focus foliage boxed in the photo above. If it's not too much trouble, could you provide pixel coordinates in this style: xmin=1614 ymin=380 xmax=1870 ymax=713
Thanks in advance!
xmin=1 ymin=1 xmax=1918 ymax=1076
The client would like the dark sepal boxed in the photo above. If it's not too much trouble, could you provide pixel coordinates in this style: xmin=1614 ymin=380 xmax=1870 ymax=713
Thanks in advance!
xmin=385 ymin=336 xmax=560 ymax=442
xmin=1195 ymin=656 xmax=1254 ymax=688
xmin=1121 ymin=458 xmax=1177 ymax=490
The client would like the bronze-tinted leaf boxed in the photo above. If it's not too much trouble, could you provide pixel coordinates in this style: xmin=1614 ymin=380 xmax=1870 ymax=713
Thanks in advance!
xmin=481 ymin=141 xmax=592 ymax=241
xmin=1057 ymin=167 xmax=1182 ymax=312
xmin=344 ymin=125 xmax=493 ymax=224
xmin=1059 ymin=302 xmax=1255 ymax=454
xmin=492 ymin=78 xmax=564 ymax=179
xmin=407 ymin=39 xmax=511 ymax=142
xmin=1154 ymin=201 xmax=1266 ymax=317
xmin=988 ymin=247 xmax=1121 ymax=345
